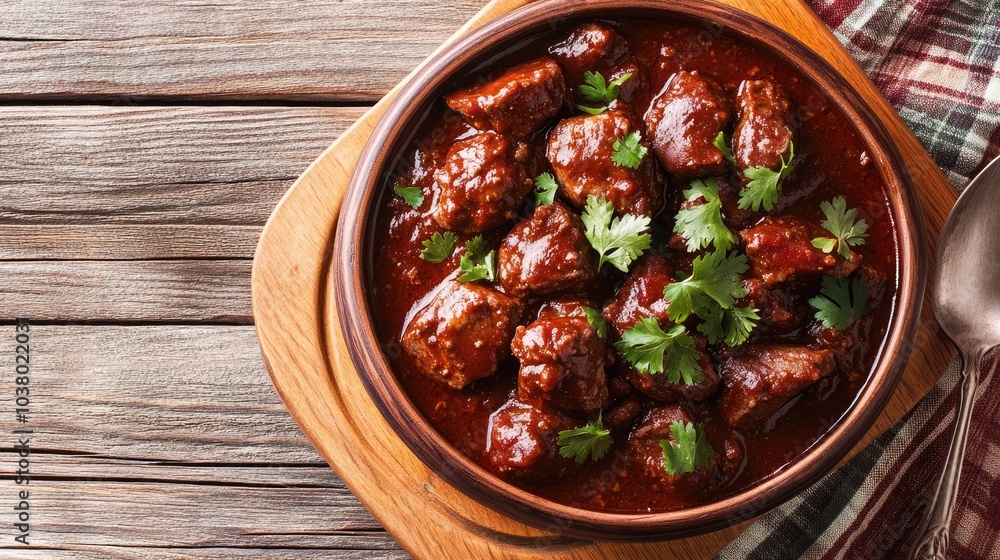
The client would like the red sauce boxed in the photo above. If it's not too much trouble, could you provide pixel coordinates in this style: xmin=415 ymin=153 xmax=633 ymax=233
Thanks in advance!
xmin=366 ymin=20 xmax=897 ymax=513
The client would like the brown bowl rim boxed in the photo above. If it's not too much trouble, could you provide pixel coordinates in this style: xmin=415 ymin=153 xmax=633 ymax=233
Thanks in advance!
xmin=334 ymin=0 xmax=925 ymax=541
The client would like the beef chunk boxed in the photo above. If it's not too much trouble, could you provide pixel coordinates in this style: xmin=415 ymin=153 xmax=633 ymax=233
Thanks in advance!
xmin=602 ymin=254 xmax=674 ymax=337
xmin=487 ymin=399 xmax=575 ymax=479
xmin=537 ymin=296 xmax=593 ymax=321
xmin=548 ymin=23 xmax=642 ymax=104
xmin=512 ymin=313 xmax=609 ymax=414
xmin=644 ymin=71 xmax=732 ymax=179
xmin=733 ymin=80 xmax=796 ymax=172
xmin=433 ymin=131 xmax=533 ymax=233
xmin=718 ymin=345 xmax=836 ymax=429
xmin=629 ymin=405 xmax=715 ymax=491
xmin=741 ymin=215 xmax=861 ymax=286
xmin=547 ymin=107 xmax=662 ymax=217
xmin=737 ymin=277 xmax=806 ymax=334
xmin=445 ymin=58 xmax=567 ymax=138
xmin=498 ymin=202 xmax=597 ymax=298
xmin=401 ymin=281 xmax=522 ymax=389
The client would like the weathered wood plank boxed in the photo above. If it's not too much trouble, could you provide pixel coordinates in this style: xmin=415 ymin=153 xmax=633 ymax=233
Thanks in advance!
xmin=0 ymin=0 xmax=483 ymax=101
xmin=0 ymin=106 xmax=366 ymax=225
xmin=0 ymin=225 xmax=260 ymax=259
xmin=0 ymin=261 xmax=250 ymax=322
xmin=0 ymin=326 xmax=313 ymax=461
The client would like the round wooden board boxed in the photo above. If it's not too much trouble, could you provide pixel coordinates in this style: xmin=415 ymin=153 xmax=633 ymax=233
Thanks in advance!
xmin=251 ymin=0 xmax=958 ymax=557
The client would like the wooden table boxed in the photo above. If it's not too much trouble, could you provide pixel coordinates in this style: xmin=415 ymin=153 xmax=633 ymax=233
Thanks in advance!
xmin=0 ymin=1 xmax=488 ymax=557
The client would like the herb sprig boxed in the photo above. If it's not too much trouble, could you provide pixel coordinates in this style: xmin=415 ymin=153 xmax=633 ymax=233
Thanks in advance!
xmin=713 ymin=131 xmax=736 ymax=167
xmin=809 ymin=276 xmax=869 ymax=330
xmin=738 ymin=140 xmax=795 ymax=212
xmin=660 ymin=421 xmax=713 ymax=475
xmin=419 ymin=231 xmax=458 ymax=263
xmin=673 ymin=178 xmax=737 ymax=252
xmin=581 ymin=195 xmax=652 ymax=273
xmin=577 ymin=71 xmax=632 ymax=115
xmin=393 ymin=183 xmax=424 ymax=210
xmin=558 ymin=413 xmax=613 ymax=464
xmin=612 ymin=131 xmax=648 ymax=169
xmin=663 ymin=250 xmax=758 ymax=346
xmin=533 ymin=172 xmax=558 ymax=206
xmin=812 ymin=196 xmax=869 ymax=259
xmin=458 ymin=235 xmax=497 ymax=283
xmin=614 ymin=318 xmax=703 ymax=385
xmin=582 ymin=307 xmax=608 ymax=339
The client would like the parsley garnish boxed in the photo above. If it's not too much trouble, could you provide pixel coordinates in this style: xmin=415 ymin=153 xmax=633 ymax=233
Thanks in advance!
xmin=458 ymin=235 xmax=497 ymax=283
xmin=660 ymin=421 xmax=713 ymax=476
xmin=582 ymin=307 xmax=608 ymax=339
xmin=673 ymin=178 xmax=737 ymax=252
xmin=577 ymin=71 xmax=632 ymax=114
xmin=663 ymin=250 xmax=750 ymax=323
xmin=811 ymin=196 xmax=869 ymax=259
xmin=581 ymin=195 xmax=652 ymax=273
xmin=698 ymin=305 xmax=760 ymax=347
xmin=612 ymin=131 xmax=648 ymax=169
xmin=809 ymin=275 xmax=869 ymax=330
xmin=558 ymin=413 xmax=613 ymax=464
xmin=533 ymin=172 xmax=558 ymax=206
xmin=393 ymin=183 xmax=424 ymax=210
xmin=663 ymin=250 xmax=757 ymax=346
xmin=713 ymin=131 xmax=736 ymax=167
xmin=614 ymin=318 xmax=703 ymax=385
xmin=419 ymin=231 xmax=458 ymax=263
xmin=738 ymin=140 xmax=795 ymax=212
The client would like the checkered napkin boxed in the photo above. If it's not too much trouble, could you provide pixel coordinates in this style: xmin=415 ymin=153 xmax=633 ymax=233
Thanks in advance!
xmin=716 ymin=1 xmax=1000 ymax=558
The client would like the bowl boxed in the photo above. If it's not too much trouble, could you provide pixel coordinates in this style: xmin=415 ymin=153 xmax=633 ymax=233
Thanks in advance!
xmin=333 ymin=0 xmax=924 ymax=541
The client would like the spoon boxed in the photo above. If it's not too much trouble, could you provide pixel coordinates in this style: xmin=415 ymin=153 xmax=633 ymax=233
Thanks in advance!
xmin=909 ymin=154 xmax=1000 ymax=559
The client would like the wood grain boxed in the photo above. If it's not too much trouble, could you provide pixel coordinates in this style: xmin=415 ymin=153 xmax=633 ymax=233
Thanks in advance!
xmin=0 ymin=106 xmax=365 ymax=225
xmin=252 ymin=0 xmax=958 ymax=558
xmin=0 ymin=326 xmax=402 ymax=557
xmin=0 ymin=260 xmax=251 ymax=322
xmin=0 ymin=225 xmax=260 ymax=259
xmin=0 ymin=0 xmax=482 ymax=102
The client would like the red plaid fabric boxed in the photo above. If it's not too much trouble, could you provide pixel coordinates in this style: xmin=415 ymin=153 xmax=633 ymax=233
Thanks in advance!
xmin=716 ymin=1 xmax=1000 ymax=558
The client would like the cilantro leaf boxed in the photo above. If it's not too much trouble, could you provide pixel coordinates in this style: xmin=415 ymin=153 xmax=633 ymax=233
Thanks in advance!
xmin=393 ymin=183 xmax=424 ymax=210
xmin=581 ymin=195 xmax=652 ymax=273
xmin=419 ymin=231 xmax=458 ymax=263
xmin=577 ymin=71 xmax=632 ymax=114
xmin=738 ymin=140 xmax=795 ymax=212
xmin=811 ymin=196 xmax=869 ymax=259
xmin=612 ymin=131 xmax=648 ymax=169
xmin=582 ymin=307 xmax=608 ymax=339
xmin=698 ymin=305 xmax=760 ymax=346
xmin=533 ymin=173 xmax=558 ymax=206
xmin=663 ymin=250 xmax=750 ymax=324
xmin=713 ymin=131 xmax=736 ymax=167
xmin=458 ymin=235 xmax=497 ymax=283
xmin=660 ymin=421 xmax=713 ymax=476
xmin=558 ymin=413 xmax=613 ymax=464
xmin=673 ymin=178 xmax=737 ymax=252
xmin=809 ymin=275 xmax=869 ymax=330
xmin=614 ymin=318 xmax=703 ymax=385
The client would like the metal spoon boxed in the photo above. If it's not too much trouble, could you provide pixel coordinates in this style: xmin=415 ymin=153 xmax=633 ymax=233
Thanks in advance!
xmin=909 ymin=154 xmax=1000 ymax=559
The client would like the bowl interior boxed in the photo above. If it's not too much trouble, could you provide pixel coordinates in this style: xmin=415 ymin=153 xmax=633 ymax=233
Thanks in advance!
xmin=334 ymin=0 xmax=924 ymax=541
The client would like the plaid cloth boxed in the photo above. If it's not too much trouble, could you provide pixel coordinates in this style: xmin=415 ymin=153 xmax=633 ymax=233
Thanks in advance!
xmin=717 ymin=1 xmax=1000 ymax=558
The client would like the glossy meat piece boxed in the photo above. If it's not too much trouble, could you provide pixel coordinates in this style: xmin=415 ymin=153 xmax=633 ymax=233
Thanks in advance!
xmin=602 ymin=254 xmax=674 ymax=337
xmin=733 ymin=80 xmax=796 ymax=172
xmin=498 ymin=202 xmax=597 ymax=298
xmin=718 ymin=344 xmax=836 ymax=429
xmin=445 ymin=58 xmax=567 ymax=138
xmin=401 ymin=281 xmax=522 ymax=390
xmin=741 ymin=215 xmax=862 ymax=286
xmin=433 ymin=131 xmax=533 ymax=233
xmin=512 ymin=314 xmax=609 ymax=414
xmin=548 ymin=23 xmax=642 ymax=104
xmin=737 ymin=277 xmax=805 ymax=334
xmin=629 ymin=405 xmax=715 ymax=491
xmin=644 ymin=71 xmax=732 ymax=179
xmin=487 ymin=399 xmax=575 ymax=479
xmin=537 ymin=296 xmax=593 ymax=321
xmin=547 ymin=107 xmax=662 ymax=217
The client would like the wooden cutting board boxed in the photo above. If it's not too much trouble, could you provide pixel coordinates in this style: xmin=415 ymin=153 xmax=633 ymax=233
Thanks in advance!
xmin=251 ymin=0 xmax=958 ymax=557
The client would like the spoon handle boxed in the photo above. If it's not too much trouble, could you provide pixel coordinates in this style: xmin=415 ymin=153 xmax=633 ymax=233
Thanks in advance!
xmin=908 ymin=350 xmax=983 ymax=560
